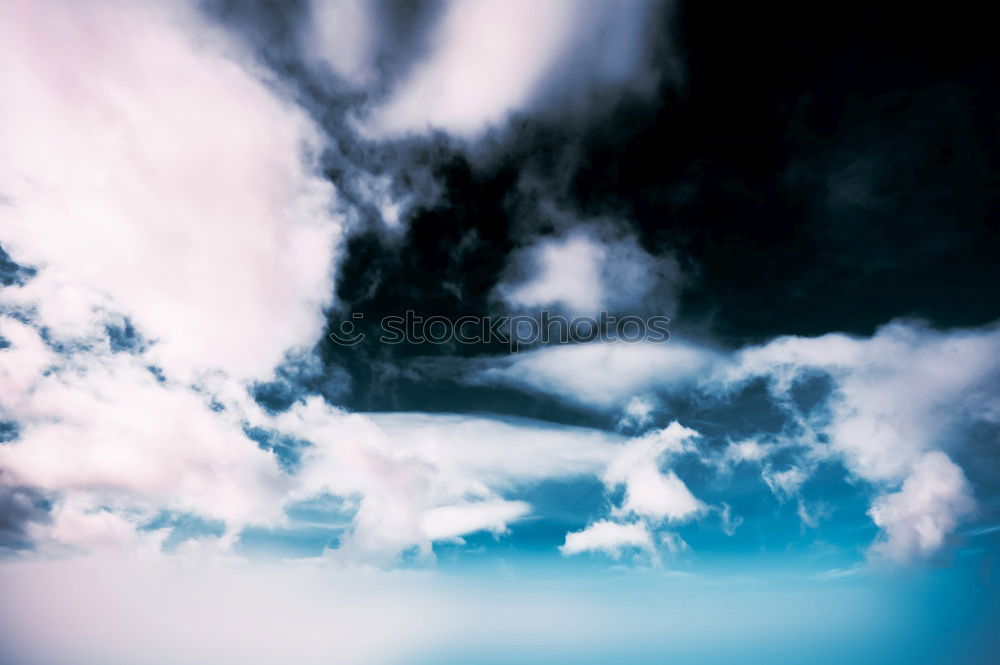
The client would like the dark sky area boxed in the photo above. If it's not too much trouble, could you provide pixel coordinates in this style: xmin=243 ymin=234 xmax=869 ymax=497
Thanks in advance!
xmin=248 ymin=0 xmax=1000 ymax=413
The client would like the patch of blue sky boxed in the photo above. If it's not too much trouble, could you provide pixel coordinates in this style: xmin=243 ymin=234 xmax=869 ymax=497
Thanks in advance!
xmin=140 ymin=511 xmax=226 ymax=552
xmin=105 ymin=317 xmax=145 ymax=354
xmin=0 ymin=420 xmax=19 ymax=443
xmin=433 ymin=477 xmax=608 ymax=567
xmin=234 ymin=493 xmax=355 ymax=559
xmin=430 ymin=452 xmax=877 ymax=575
xmin=242 ymin=424 xmax=312 ymax=473
xmin=235 ymin=524 xmax=345 ymax=559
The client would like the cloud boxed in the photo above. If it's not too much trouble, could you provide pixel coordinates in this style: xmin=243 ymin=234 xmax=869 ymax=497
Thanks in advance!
xmin=0 ymin=0 xmax=338 ymax=558
xmin=0 ymin=0 xmax=340 ymax=382
xmin=271 ymin=400 xmax=623 ymax=561
xmin=560 ymin=519 xmax=654 ymax=558
xmin=473 ymin=320 xmax=1000 ymax=560
xmin=0 ymin=321 xmax=290 ymax=537
xmin=560 ymin=423 xmax=705 ymax=562
xmin=725 ymin=321 xmax=1000 ymax=483
xmin=302 ymin=0 xmax=377 ymax=85
xmin=604 ymin=423 xmax=704 ymax=523
xmin=496 ymin=225 xmax=683 ymax=317
xmin=617 ymin=394 xmax=660 ymax=431
xmin=723 ymin=321 xmax=999 ymax=558
xmin=868 ymin=451 xmax=975 ymax=562
xmin=421 ymin=500 xmax=530 ymax=541
xmin=472 ymin=339 xmax=720 ymax=411
xmin=0 ymin=322 xmax=628 ymax=562
xmin=761 ymin=465 xmax=810 ymax=499
xmin=0 ymin=483 xmax=49 ymax=554
xmin=499 ymin=230 xmax=607 ymax=313
xmin=360 ymin=0 xmax=665 ymax=137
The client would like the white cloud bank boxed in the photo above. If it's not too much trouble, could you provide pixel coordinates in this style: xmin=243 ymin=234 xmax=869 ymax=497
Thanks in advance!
xmin=0 ymin=0 xmax=339 ymax=382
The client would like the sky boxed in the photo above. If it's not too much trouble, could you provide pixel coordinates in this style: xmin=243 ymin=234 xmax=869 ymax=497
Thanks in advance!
xmin=0 ymin=1 xmax=998 ymax=664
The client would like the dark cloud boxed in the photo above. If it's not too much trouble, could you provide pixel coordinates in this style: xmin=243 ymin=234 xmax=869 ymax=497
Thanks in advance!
xmin=0 ymin=481 xmax=50 ymax=554
xmin=205 ymin=2 xmax=999 ymax=420
xmin=0 ymin=243 xmax=36 ymax=288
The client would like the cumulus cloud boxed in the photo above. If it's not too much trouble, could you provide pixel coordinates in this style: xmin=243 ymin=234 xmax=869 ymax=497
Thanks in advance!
xmin=560 ymin=519 xmax=654 ymax=558
xmin=0 ymin=0 xmax=353 ymax=557
xmin=0 ymin=0 xmax=340 ymax=382
xmin=868 ymin=451 xmax=975 ymax=562
xmin=0 ymin=325 xmax=289 ymax=531
xmin=604 ymin=422 xmax=704 ymax=523
xmin=722 ymin=322 xmax=999 ymax=557
xmin=560 ymin=422 xmax=705 ymax=562
xmin=727 ymin=322 xmax=1000 ymax=483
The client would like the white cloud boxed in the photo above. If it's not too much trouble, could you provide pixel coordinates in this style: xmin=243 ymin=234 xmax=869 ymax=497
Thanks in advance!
xmin=496 ymin=226 xmax=683 ymax=317
xmin=560 ymin=519 xmax=654 ymax=558
xmin=473 ymin=339 xmax=719 ymax=411
xmin=39 ymin=500 xmax=169 ymax=557
xmin=421 ymin=500 xmax=530 ymax=541
xmin=868 ymin=451 xmax=975 ymax=562
xmin=724 ymin=321 xmax=1000 ymax=559
xmin=604 ymin=423 xmax=704 ymax=523
xmin=726 ymin=321 xmax=1000 ymax=483
xmin=660 ymin=531 xmax=691 ymax=555
xmin=720 ymin=439 xmax=770 ymax=467
xmin=475 ymin=320 xmax=999 ymax=560
xmin=0 ymin=323 xmax=290 ymax=535
xmin=361 ymin=0 xmax=573 ymax=137
xmin=360 ymin=0 xmax=663 ymax=137
xmin=0 ymin=0 xmax=339 ymax=557
xmin=303 ymin=0 xmax=376 ymax=85
xmin=761 ymin=465 xmax=809 ymax=499
xmin=618 ymin=394 xmax=659 ymax=431
xmin=268 ymin=399 xmax=624 ymax=561
xmin=499 ymin=231 xmax=607 ymax=313
xmin=0 ymin=0 xmax=340 ymax=382
xmin=559 ymin=423 xmax=705 ymax=563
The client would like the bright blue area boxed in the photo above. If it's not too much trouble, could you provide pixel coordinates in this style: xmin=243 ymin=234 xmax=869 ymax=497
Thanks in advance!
xmin=234 ymin=493 xmax=354 ymax=558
